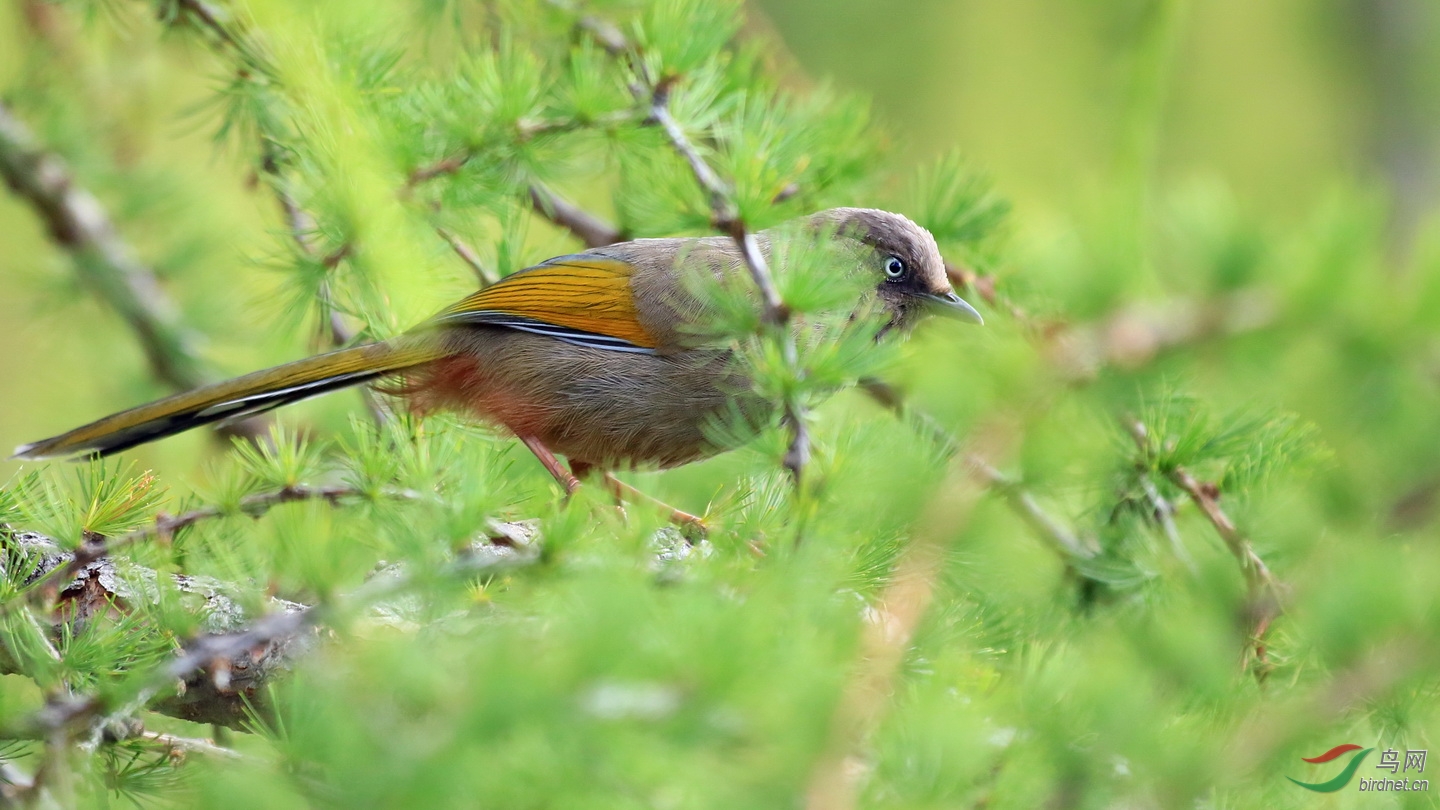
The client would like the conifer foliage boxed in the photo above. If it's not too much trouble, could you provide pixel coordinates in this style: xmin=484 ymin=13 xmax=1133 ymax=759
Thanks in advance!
xmin=1 ymin=1 xmax=1437 ymax=808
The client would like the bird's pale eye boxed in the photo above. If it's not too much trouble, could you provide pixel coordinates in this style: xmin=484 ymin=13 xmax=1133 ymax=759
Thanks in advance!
xmin=884 ymin=256 xmax=907 ymax=280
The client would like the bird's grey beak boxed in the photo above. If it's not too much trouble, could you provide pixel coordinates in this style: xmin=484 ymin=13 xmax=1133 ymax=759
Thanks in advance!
xmin=924 ymin=291 xmax=984 ymax=325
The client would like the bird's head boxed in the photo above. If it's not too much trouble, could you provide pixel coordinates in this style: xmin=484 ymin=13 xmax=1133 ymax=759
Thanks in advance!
xmin=813 ymin=207 xmax=983 ymax=334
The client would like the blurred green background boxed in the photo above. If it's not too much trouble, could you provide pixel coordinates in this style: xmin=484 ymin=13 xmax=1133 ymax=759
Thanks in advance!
xmin=754 ymin=0 xmax=1438 ymax=234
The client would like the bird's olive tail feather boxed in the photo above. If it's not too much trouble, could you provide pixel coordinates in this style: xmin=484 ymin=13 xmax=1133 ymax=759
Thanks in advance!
xmin=12 ymin=341 xmax=440 ymax=460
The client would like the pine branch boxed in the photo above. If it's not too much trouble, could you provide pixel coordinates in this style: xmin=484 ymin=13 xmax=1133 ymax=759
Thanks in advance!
xmin=572 ymin=11 xmax=629 ymax=57
xmin=0 ymin=100 xmax=267 ymax=444
xmin=19 ymin=605 xmax=315 ymax=738
xmin=0 ymin=520 xmax=539 ymax=732
xmin=860 ymin=379 xmax=1097 ymax=564
xmin=257 ymin=144 xmax=391 ymax=426
xmin=406 ymin=114 xmax=635 ymax=188
xmin=259 ymin=145 xmax=356 ymax=349
xmin=0 ymin=484 xmax=428 ymax=623
xmin=435 ymin=227 xmax=499 ymax=286
xmin=170 ymin=0 xmax=246 ymax=56
xmin=139 ymin=731 xmax=244 ymax=760
xmin=643 ymin=73 xmax=807 ymax=482
xmin=406 ymin=151 xmax=472 ymax=186
xmin=1122 ymin=416 xmax=1283 ymax=675
xmin=527 ymin=183 xmax=624 ymax=248
xmin=1137 ymin=475 xmax=1194 ymax=571
xmin=407 ymin=152 xmax=626 ymax=251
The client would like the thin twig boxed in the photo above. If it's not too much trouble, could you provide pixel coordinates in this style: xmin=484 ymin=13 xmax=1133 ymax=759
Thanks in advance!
xmin=527 ymin=183 xmax=624 ymax=248
xmin=408 ymin=155 xmax=626 ymax=252
xmin=970 ymin=458 xmax=1097 ymax=561
xmin=0 ymin=484 xmax=426 ymax=623
xmin=173 ymin=0 xmax=246 ymax=55
xmin=1137 ymin=476 xmax=1194 ymax=571
xmin=150 ymin=483 xmax=429 ymax=540
xmin=434 ymin=227 xmax=499 ymax=286
xmin=405 ymin=113 xmax=633 ymax=187
xmin=647 ymin=82 xmax=735 ymax=225
xmin=257 ymin=144 xmax=389 ymax=425
xmin=9 ymin=533 xmax=536 ymax=739
xmin=258 ymin=145 xmax=355 ymax=349
xmin=140 ymin=731 xmax=244 ymax=760
xmin=859 ymin=379 xmax=1096 ymax=563
xmin=20 ymin=608 xmax=314 ymax=738
xmin=643 ymin=73 xmax=807 ymax=481
xmin=1170 ymin=465 xmax=1279 ymax=591
xmin=556 ymin=5 xmax=811 ymax=481
xmin=408 ymin=114 xmax=635 ymax=187
xmin=0 ymin=101 xmax=267 ymax=444
xmin=1122 ymin=416 xmax=1282 ymax=674
xmin=574 ymin=12 xmax=629 ymax=56
xmin=407 ymin=151 xmax=472 ymax=186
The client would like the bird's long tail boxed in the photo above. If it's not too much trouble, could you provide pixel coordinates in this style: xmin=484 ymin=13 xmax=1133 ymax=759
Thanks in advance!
xmin=12 ymin=340 xmax=442 ymax=460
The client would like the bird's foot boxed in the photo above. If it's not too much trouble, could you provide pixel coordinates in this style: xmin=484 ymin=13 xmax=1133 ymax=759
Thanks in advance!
xmin=600 ymin=473 xmax=707 ymax=539
xmin=516 ymin=437 xmax=706 ymax=536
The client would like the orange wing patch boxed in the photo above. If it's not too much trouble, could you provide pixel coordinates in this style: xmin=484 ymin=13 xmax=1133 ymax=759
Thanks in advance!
xmin=435 ymin=256 xmax=658 ymax=349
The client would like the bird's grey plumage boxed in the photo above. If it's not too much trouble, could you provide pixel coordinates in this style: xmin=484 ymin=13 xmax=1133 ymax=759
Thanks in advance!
xmin=404 ymin=208 xmax=970 ymax=468
xmin=13 ymin=208 xmax=980 ymax=469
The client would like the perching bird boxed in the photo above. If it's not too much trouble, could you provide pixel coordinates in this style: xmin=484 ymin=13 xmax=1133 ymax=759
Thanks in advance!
xmin=13 ymin=208 xmax=981 ymax=492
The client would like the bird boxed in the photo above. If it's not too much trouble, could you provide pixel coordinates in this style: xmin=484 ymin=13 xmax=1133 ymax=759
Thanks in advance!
xmin=12 ymin=208 xmax=981 ymax=507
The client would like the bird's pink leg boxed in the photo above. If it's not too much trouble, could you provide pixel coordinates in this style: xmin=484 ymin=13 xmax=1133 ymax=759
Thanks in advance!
xmin=518 ymin=434 xmax=580 ymax=494
xmin=600 ymin=473 xmax=707 ymax=533
xmin=519 ymin=438 xmax=705 ymax=534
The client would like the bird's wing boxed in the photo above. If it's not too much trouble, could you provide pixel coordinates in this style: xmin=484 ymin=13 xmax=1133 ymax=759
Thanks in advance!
xmin=429 ymin=254 xmax=660 ymax=354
